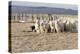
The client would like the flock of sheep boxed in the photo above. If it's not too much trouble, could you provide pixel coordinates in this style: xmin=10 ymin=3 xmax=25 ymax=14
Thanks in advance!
xmin=31 ymin=17 xmax=78 ymax=34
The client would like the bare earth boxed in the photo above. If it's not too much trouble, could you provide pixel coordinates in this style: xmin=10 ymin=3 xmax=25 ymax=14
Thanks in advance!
xmin=10 ymin=23 xmax=78 ymax=53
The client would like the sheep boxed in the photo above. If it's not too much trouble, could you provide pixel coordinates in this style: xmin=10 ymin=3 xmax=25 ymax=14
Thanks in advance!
xmin=58 ymin=19 xmax=64 ymax=32
xmin=54 ymin=20 xmax=61 ymax=33
xmin=64 ymin=20 xmax=73 ymax=32
xmin=39 ymin=20 xmax=50 ymax=33
xmin=43 ymin=20 xmax=50 ymax=33
xmin=34 ymin=19 xmax=40 ymax=34
xmin=62 ymin=20 xmax=67 ymax=32
xmin=39 ymin=20 xmax=45 ymax=33
xmin=49 ymin=20 xmax=55 ymax=32
xmin=74 ymin=20 xmax=78 ymax=32
xmin=32 ymin=18 xmax=77 ymax=33
xmin=62 ymin=20 xmax=78 ymax=32
xmin=71 ymin=20 xmax=78 ymax=33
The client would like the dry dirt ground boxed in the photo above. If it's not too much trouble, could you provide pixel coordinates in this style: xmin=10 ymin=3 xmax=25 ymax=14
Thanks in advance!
xmin=9 ymin=23 xmax=78 ymax=53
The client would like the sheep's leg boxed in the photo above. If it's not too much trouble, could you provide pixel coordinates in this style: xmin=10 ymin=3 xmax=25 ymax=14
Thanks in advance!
xmin=40 ymin=27 xmax=44 ymax=33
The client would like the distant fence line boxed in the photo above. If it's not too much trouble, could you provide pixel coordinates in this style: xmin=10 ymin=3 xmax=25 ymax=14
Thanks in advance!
xmin=9 ymin=13 xmax=78 ymax=23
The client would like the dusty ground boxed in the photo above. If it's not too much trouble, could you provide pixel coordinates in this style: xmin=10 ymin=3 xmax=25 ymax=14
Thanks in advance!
xmin=9 ymin=23 xmax=78 ymax=53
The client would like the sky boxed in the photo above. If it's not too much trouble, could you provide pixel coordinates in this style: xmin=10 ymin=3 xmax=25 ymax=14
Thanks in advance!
xmin=11 ymin=1 xmax=78 ymax=10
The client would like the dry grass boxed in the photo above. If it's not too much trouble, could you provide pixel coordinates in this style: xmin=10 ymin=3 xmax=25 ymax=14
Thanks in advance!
xmin=10 ymin=23 xmax=78 ymax=53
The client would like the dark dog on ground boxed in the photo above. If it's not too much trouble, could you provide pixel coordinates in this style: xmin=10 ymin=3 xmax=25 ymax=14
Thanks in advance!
xmin=30 ymin=26 xmax=36 ymax=32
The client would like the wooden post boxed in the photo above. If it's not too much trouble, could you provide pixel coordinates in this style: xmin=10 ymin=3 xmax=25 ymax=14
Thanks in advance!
xmin=22 ymin=13 xmax=23 ymax=20
xmin=18 ymin=14 xmax=20 ymax=21
xmin=20 ymin=13 xmax=22 ymax=21
xmin=23 ymin=13 xmax=25 ymax=21
xmin=32 ymin=14 xmax=34 ymax=22
xmin=15 ymin=13 xmax=17 ymax=21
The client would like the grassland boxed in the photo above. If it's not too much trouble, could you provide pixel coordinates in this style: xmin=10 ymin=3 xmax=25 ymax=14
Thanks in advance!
xmin=9 ymin=22 xmax=78 ymax=53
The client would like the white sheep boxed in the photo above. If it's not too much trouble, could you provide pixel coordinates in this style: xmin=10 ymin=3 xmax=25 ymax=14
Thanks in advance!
xmin=39 ymin=20 xmax=45 ymax=33
xmin=34 ymin=19 xmax=40 ymax=34
xmin=54 ymin=20 xmax=61 ymax=33
xmin=49 ymin=20 xmax=55 ymax=32
xmin=71 ymin=20 xmax=78 ymax=32
xmin=58 ymin=19 xmax=64 ymax=32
